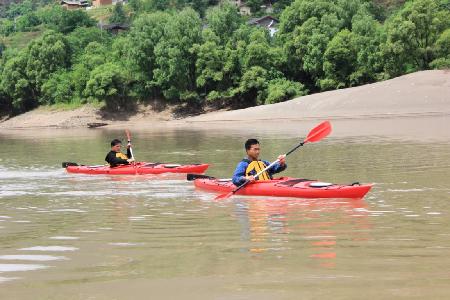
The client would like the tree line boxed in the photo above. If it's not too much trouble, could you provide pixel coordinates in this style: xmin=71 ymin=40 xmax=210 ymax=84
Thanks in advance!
xmin=0 ymin=0 xmax=449 ymax=115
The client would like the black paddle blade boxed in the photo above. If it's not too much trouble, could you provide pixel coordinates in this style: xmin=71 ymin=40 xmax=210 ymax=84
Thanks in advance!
xmin=187 ymin=174 xmax=216 ymax=181
xmin=62 ymin=162 xmax=78 ymax=168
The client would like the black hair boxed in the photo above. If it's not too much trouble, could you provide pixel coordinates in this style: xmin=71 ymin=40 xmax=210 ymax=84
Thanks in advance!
xmin=111 ymin=139 xmax=122 ymax=147
xmin=245 ymin=139 xmax=259 ymax=150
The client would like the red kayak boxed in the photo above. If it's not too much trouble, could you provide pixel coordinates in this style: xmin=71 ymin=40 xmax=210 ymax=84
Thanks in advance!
xmin=194 ymin=177 xmax=372 ymax=199
xmin=63 ymin=162 xmax=209 ymax=175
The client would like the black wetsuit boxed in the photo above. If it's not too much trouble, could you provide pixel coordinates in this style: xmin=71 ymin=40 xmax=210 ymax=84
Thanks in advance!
xmin=105 ymin=149 xmax=132 ymax=167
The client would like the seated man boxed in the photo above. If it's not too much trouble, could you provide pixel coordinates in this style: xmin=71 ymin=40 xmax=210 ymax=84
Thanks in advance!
xmin=232 ymin=138 xmax=286 ymax=186
xmin=105 ymin=139 xmax=134 ymax=167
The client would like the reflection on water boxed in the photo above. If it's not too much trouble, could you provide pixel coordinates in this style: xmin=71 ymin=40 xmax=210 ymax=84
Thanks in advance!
xmin=0 ymin=128 xmax=449 ymax=299
xmin=234 ymin=198 xmax=370 ymax=269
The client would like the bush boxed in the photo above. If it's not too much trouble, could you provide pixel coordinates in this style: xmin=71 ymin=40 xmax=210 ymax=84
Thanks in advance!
xmin=84 ymin=63 xmax=133 ymax=110
xmin=266 ymin=78 xmax=307 ymax=104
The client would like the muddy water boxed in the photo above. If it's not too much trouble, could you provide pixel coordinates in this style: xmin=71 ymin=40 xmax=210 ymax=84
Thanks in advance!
xmin=0 ymin=128 xmax=449 ymax=299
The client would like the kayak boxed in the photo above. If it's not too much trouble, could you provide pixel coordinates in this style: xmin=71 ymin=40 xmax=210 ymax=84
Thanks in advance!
xmin=193 ymin=177 xmax=372 ymax=199
xmin=63 ymin=162 xmax=209 ymax=175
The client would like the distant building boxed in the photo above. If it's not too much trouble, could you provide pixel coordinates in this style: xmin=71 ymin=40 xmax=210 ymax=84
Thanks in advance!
xmin=60 ymin=0 xmax=89 ymax=10
xmin=247 ymin=15 xmax=279 ymax=36
xmin=92 ymin=0 xmax=113 ymax=7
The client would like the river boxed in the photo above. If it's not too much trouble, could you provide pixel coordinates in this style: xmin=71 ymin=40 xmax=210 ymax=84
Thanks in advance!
xmin=0 ymin=127 xmax=449 ymax=299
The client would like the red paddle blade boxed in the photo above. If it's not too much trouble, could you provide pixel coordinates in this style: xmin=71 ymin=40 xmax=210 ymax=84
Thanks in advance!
xmin=304 ymin=121 xmax=332 ymax=143
xmin=125 ymin=129 xmax=131 ymax=141
xmin=214 ymin=191 xmax=233 ymax=200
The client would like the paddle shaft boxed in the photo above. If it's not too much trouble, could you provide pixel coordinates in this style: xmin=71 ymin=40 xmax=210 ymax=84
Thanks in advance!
xmin=125 ymin=130 xmax=135 ymax=160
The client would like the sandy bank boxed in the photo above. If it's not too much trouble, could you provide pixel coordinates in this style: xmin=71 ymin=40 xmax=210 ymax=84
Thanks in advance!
xmin=0 ymin=103 xmax=173 ymax=129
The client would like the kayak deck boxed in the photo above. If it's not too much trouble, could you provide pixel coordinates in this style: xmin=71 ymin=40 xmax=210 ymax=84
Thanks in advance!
xmin=194 ymin=177 xmax=372 ymax=199
xmin=65 ymin=162 xmax=209 ymax=175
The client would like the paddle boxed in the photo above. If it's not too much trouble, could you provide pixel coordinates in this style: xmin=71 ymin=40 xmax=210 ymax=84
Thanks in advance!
xmin=125 ymin=129 xmax=135 ymax=162
xmin=214 ymin=121 xmax=332 ymax=200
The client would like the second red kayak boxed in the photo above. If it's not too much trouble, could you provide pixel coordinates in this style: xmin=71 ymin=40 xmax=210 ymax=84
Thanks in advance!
xmin=63 ymin=162 xmax=209 ymax=175
xmin=194 ymin=177 xmax=372 ymax=199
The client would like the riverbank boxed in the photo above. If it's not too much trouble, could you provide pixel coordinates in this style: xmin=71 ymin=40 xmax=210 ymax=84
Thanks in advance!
xmin=1 ymin=70 xmax=449 ymax=140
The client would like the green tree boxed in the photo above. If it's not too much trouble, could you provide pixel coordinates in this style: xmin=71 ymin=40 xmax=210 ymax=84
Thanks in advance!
xmin=15 ymin=12 xmax=40 ymax=32
xmin=37 ymin=5 xmax=95 ymax=34
xmin=6 ymin=0 xmax=34 ymax=19
xmin=430 ymin=28 xmax=450 ymax=68
xmin=84 ymin=62 xmax=133 ymax=110
xmin=350 ymin=12 xmax=385 ymax=85
xmin=1 ymin=30 xmax=71 ymax=111
xmin=153 ymin=8 xmax=202 ymax=101
xmin=193 ymin=30 xmax=225 ymax=94
xmin=382 ymin=0 xmax=450 ymax=76
xmin=26 ymin=31 xmax=71 ymax=96
xmin=188 ymin=0 xmax=209 ymax=17
xmin=279 ymin=0 xmax=344 ymax=87
xmin=266 ymin=78 xmax=306 ymax=104
xmin=109 ymin=2 xmax=127 ymax=24
xmin=40 ymin=71 xmax=74 ymax=105
xmin=245 ymin=0 xmax=264 ymax=14
xmin=67 ymin=27 xmax=111 ymax=61
xmin=0 ymin=52 xmax=35 ymax=112
xmin=124 ymin=11 xmax=171 ymax=97
xmin=321 ymin=29 xmax=357 ymax=90
xmin=205 ymin=2 xmax=242 ymax=43
xmin=237 ymin=66 xmax=268 ymax=105
xmin=0 ymin=19 xmax=15 ymax=36
xmin=129 ymin=0 xmax=142 ymax=12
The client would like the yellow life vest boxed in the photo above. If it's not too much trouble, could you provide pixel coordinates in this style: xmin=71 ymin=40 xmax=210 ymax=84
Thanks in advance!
xmin=245 ymin=160 xmax=271 ymax=181
xmin=116 ymin=152 xmax=128 ymax=160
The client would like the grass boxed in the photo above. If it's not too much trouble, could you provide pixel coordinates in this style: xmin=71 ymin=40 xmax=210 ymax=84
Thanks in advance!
xmin=2 ymin=27 xmax=45 ymax=49
xmin=42 ymin=100 xmax=104 ymax=111
xmin=87 ymin=5 xmax=114 ymax=22
xmin=86 ymin=4 xmax=132 ymax=23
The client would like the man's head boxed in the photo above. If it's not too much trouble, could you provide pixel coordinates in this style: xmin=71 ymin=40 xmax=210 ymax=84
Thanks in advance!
xmin=110 ymin=139 xmax=122 ymax=152
xmin=245 ymin=139 xmax=260 ymax=160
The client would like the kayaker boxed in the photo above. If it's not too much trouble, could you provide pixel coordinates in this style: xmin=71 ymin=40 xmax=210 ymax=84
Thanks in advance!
xmin=232 ymin=139 xmax=286 ymax=186
xmin=105 ymin=139 xmax=135 ymax=167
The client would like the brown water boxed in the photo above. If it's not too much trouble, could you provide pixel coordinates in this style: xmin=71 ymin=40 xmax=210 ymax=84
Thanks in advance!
xmin=0 ymin=128 xmax=449 ymax=299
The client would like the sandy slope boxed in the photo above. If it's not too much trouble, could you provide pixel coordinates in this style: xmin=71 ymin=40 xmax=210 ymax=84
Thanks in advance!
xmin=184 ymin=70 xmax=450 ymax=123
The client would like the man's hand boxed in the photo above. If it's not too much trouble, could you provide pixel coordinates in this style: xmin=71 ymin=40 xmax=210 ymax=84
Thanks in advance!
xmin=127 ymin=158 xmax=135 ymax=163
xmin=244 ymin=175 xmax=255 ymax=182
xmin=278 ymin=154 xmax=286 ymax=166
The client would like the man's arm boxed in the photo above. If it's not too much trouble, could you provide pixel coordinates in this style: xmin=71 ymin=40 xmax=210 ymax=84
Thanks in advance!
xmin=265 ymin=160 xmax=287 ymax=175
xmin=232 ymin=161 xmax=248 ymax=186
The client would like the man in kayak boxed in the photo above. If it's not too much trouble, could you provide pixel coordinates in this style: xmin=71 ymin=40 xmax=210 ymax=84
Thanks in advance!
xmin=232 ymin=139 xmax=286 ymax=186
xmin=105 ymin=139 xmax=135 ymax=167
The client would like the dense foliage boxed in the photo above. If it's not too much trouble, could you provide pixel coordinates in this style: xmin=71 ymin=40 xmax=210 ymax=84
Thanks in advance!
xmin=0 ymin=0 xmax=448 ymax=114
